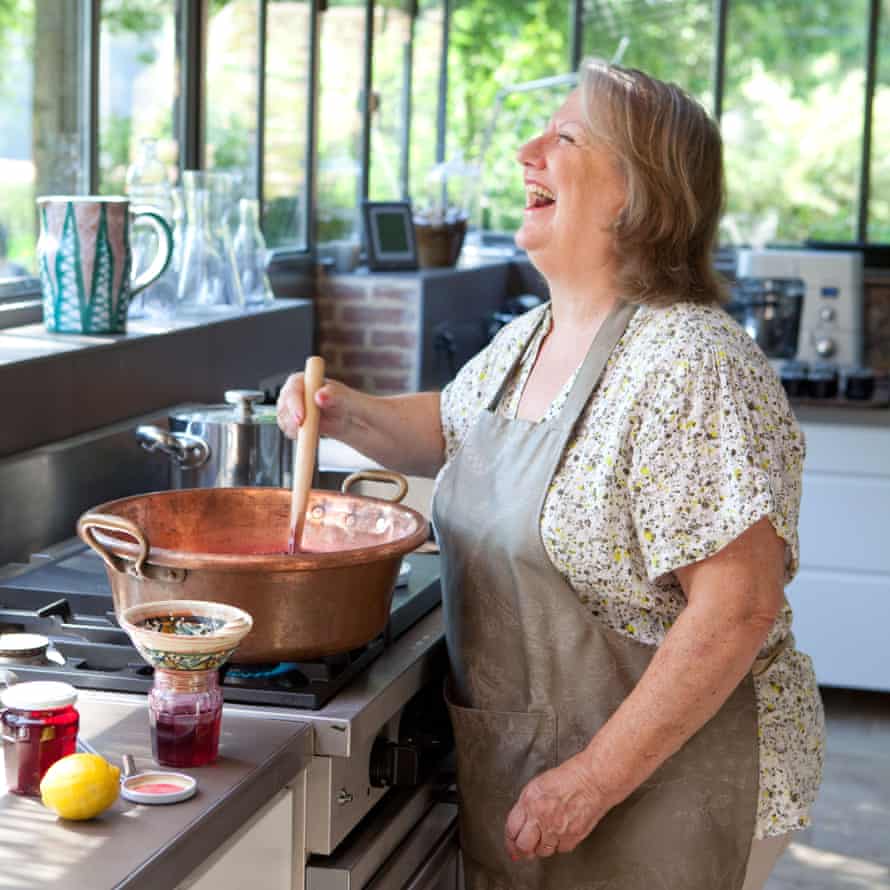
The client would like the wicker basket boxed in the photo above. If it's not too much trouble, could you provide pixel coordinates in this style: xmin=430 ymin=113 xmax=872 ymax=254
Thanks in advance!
xmin=414 ymin=217 xmax=468 ymax=268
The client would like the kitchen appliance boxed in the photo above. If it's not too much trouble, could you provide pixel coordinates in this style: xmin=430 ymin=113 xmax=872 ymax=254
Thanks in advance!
xmin=0 ymin=545 xmax=440 ymax=710
xmin=2 ymin=406 xmax=457 ymax=888
xmin=431 ymin=293 xmax=545 ymax=384
xmin=727 ymin=276 xmax=804 ymax=360
xmin=0 ymin=538 xmax=455 ymax=887
xmin=735 ymin=247 xmax=864 ymax=366
xmin=136 ymin=389 xmax=292 ymax=488
xmin=76 ymin=474 xmax=428 ymax=663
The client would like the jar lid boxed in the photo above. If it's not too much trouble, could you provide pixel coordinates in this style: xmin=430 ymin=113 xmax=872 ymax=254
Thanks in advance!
xmin=0 ymin=680 xmax=78 ymax=711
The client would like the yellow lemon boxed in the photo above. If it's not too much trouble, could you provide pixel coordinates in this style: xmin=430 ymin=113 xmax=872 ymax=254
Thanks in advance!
xmin=40 ymin=753 xmax=120 ymax=821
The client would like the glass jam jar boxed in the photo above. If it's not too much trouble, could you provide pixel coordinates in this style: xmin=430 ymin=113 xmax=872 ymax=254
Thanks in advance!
xmin=148 ymin=669 xmax=223 ymax=768
xmin=1 ymin=681 xmax=79 ymax=796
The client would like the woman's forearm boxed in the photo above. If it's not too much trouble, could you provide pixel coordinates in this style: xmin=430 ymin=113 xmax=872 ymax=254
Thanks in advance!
xmin=339 ymin=390 xmax=446 ymax=478
xmin=576 ymin=594 xmax=775 ymax=809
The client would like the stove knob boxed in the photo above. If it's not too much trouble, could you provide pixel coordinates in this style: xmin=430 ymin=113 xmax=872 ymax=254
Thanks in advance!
xmin=814 ymin=337 xmax=836 ymax=358
xmin=369 ymin=737 xmax=421 ymax=788
xmin=820 ymin=306 xmax=836 ymax=323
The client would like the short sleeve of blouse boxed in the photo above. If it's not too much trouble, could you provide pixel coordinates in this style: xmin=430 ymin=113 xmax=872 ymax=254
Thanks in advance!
xmin=627 ymin=343 xmax=805 ymax=584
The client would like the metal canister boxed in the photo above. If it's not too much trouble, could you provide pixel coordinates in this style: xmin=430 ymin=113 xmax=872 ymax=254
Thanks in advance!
xmin=136 ymin=390 xmax=292 ymax=488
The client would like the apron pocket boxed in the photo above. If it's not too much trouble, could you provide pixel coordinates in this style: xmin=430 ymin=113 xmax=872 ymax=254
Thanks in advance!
xmin=444 ymin=681 xmax=557 ymax=885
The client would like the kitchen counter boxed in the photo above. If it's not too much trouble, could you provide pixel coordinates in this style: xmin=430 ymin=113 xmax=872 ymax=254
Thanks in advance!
xmin=1 ymin=297 xmax=314 ymax=458
xmin=0 ymin=691 xmax=313 ymax=890
xmin=792 ymin=400 xmax=890 ymax=426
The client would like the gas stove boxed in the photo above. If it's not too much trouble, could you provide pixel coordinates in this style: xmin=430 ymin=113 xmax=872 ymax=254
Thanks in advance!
xmin=1 ymin=417 xmax=457 ymax=887
xmin=0 ymin=539 xmax=441 ymax=710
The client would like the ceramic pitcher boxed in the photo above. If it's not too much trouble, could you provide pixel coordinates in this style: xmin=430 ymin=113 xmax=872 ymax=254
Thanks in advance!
xmin=37 ymin=196 xmax=173 ymax=334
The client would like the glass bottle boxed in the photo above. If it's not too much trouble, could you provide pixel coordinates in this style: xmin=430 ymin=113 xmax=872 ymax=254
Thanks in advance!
xmin=139 ymin=185 xmax=185 ymax=323
xmin=177 ymin=170 xmax=245 ymax=316
xmin=148 ymin=669 xmax=223 ymax=768
xmin=233 ymin=199 xmax=274 ymax=308
xmin=1 ymin=681 xmax=79 ymax=796
xmin=125 ymin=138 xmax=173 ymax=319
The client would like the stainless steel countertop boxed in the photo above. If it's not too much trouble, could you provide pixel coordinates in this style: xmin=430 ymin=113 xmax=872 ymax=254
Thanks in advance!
xmin=793 ymin=402 xmax=890 ymax=427
xmin=0 ymin=691 xmax=313 ymax=890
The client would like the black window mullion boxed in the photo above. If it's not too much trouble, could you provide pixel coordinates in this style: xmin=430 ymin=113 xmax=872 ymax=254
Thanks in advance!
xmin=436 ymin=0 xmax=449 ymax=167
xmin=400 ymin=0 xmax=417 ymax=201
xmin=858 ymin=0 xmax=880 ymax=243
xmin=178 ymin=0 xmax=207 ymax=174
xmin=306 ymin=0 xmax=320 ymax=254
xmin=570 ymin=0 xmax=583 ymax=70
xmin=82 ymin=0 xmax=100 ymax=194
xmin=711 ymin=0 xmax=728 ymax=121
xmin=359 ymin=0 xmax=375 ymax=203
xmin=256 ymin=0 xmax=268 ymax=215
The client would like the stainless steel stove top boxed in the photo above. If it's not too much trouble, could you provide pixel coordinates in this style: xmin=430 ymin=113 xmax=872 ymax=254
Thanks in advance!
xmin=0 ymin=541 xmax=441 ymax=710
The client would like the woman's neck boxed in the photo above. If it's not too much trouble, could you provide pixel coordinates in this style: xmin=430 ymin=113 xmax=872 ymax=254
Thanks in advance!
xmin=532 ymin=249 xmax=621 ymax=338
xmin=547 ymin=276 xmax=621 ymax=340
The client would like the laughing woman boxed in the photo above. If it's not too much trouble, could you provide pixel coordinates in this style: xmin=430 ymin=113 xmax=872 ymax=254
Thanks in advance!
xmin=278 ymin=59 xmax=825 ymax=890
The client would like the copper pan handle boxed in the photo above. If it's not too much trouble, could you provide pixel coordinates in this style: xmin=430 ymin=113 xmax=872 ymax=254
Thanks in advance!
xmin=341 ymin=470 xmax=409 ymax=503
xmin=77 ymin=513 xmax=149 ymax=581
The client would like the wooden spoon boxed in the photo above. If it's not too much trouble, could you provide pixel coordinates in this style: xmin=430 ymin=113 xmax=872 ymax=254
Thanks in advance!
xmin=288 ymin=355 xmax=326 ymax=554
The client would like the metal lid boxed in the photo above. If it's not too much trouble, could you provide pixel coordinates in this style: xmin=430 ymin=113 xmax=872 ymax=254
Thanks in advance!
xmin=1 ymin=680 xmax=78 ymax=710
xmin=0 ymin=633 xmax=50 ymax=659
xmin=170 ymin=390 xmax=279 ymax=426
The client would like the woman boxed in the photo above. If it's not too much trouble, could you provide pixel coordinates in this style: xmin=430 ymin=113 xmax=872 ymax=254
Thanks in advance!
xmin=278 ymin=59 xmax=825 ymax=890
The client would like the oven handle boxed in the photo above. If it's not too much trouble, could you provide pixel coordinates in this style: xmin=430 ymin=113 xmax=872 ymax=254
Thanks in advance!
xmin=77 ymin=513 xmax=150 ymax=580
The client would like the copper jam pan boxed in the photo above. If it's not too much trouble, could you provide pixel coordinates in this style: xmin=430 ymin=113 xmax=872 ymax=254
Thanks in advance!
xmin=77 ymin=471 xmax=429 ymax=663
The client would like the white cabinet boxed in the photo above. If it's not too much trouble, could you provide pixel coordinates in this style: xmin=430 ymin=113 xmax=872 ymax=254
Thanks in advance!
xmin=178 ymin=788 xmax=296 ymax=890
xmin=790 ymin=420 xmax=890 ymax=691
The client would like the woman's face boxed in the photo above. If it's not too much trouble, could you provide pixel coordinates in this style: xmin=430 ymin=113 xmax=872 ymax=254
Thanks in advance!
xmin=515 ymin=90 xmax=625 ymax=276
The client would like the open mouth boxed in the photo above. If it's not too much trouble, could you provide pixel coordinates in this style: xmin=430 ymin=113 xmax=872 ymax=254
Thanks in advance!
xmin=525 ymin=183 xmax=556 ymax=210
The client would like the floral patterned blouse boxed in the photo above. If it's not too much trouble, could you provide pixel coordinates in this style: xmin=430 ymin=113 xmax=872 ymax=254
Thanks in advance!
xmin=439 ymin=300 xmax=825 ymax=839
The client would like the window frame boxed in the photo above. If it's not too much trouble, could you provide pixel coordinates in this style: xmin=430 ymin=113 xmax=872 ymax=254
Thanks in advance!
xmin=1 ymin=0 xmax=888 ymax=315
xmin=0 ymin=0 xmax=317 ymax=314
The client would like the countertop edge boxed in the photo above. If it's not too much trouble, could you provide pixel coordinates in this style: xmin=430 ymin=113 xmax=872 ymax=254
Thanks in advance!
xmin=118 ymin=720 xmax=314 ymax=890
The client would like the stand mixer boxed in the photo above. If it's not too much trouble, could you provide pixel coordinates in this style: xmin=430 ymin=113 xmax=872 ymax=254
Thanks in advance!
xmin=734 ymin=247 xmax=864 ymax=367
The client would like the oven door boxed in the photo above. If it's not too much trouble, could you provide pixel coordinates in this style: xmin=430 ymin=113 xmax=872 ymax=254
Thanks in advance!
xmin=306 ymin=780 xmax=459 ymax=890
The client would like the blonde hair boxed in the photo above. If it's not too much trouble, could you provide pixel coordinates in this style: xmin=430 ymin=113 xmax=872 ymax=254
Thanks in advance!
xmin=579 ymin=58 xmax=727 ymax=306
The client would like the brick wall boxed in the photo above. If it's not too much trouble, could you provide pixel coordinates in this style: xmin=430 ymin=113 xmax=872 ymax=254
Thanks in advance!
xmin=315 ymin=268 xmax=890 ymax=389
xmin=316 ymin=271 xmax=421 ymax=394
xmin=865 ymin=278 xmax=890 ymax=370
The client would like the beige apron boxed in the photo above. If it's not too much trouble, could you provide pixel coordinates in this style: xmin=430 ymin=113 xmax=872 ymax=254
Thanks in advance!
xmin=432 ymin=301 xmax=760 ymax=890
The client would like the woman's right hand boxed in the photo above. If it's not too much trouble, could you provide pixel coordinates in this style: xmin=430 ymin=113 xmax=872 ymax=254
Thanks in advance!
xmin=276 ymin=371 xmax=359 ymax=442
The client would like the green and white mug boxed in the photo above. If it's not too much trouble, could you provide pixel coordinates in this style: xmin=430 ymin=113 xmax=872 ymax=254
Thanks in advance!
xmin=37 ymin=196 xmax=173 ymax=334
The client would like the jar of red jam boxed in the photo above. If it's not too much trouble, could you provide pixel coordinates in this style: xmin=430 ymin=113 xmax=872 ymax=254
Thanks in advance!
xmin=148 ymin=669 xmax=222 ymax=768
xmin=1 ymin=681 xmax=79 ymax=796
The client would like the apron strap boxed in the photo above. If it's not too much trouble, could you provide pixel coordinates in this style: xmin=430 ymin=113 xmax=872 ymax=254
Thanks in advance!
xmin=485 ymin=309 xmax=550 ymax=412
xmin=555 ymin=300 xmax=638 ymax=431
xmin=485 ymin=299 xmax=638 ymax=425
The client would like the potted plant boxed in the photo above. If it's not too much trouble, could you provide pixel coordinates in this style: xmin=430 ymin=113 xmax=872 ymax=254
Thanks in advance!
xmin=413 ymin=154 xmax=479 ymax=268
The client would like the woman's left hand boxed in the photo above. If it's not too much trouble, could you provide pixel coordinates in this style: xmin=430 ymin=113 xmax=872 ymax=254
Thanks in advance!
xmin=504 ymin=754 xmax=609 ymax=860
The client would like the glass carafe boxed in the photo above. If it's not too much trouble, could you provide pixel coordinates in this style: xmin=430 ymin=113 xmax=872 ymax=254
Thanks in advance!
xmin=126 ymin=138 xmax=173 ymax=319
xmin=139 ymin=186 xmax=184 ymax=322
xmin=233 ymin=199 xmax=274 ymax=307
xmin=177 ymin=171 xmax=245 ymax=315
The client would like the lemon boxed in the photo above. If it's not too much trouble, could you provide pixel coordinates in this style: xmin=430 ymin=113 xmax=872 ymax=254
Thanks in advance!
xmin=40 ymin=753 xmax=120 ymax=820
